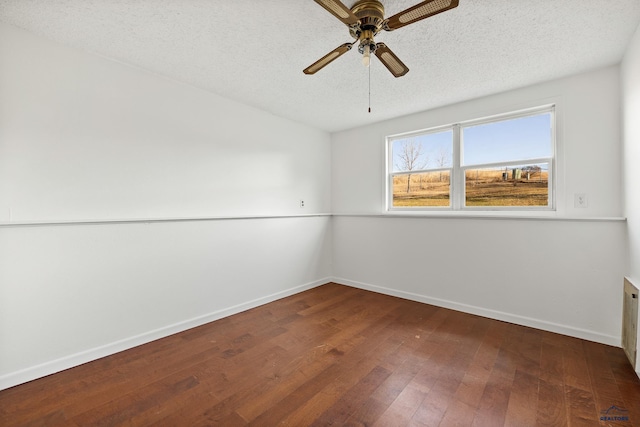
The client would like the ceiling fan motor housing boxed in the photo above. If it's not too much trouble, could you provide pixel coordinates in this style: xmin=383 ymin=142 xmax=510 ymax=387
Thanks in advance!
xmin=350 ymin=0 xmax=386 ymax=54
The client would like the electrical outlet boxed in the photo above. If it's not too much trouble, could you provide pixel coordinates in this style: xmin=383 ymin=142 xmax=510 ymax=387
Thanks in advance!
xmin=300 ymin=200 xmax=305 ymax=208
xmin=574 ymin=193 xmax=588 ymax=208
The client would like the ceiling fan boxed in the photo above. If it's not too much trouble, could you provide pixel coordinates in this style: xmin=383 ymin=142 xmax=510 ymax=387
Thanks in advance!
xmin=304 ymin=0 xmax=459 ymax=77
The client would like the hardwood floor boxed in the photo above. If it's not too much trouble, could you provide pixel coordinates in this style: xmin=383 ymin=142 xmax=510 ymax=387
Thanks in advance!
xmin=1 ymin=283 xmax=639 ymax=426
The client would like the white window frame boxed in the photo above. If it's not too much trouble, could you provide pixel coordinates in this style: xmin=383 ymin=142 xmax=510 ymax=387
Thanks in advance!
xmin=386 ymin=105 xmax=556 ymax=212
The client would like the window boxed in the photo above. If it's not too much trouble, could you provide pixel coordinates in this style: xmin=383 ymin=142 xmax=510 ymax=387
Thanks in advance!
xmin=387 ymin=105 xmax=555 ymax=211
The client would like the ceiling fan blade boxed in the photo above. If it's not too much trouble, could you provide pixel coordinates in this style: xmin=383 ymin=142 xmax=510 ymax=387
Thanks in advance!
xmin=313 ymin=0 xmax=359 ymax=26
xmin=374 ymin=43 xmax=409 ymax=77
xmin=303 ymin=43 xmax=353 ymax=75
xmin=384 ymin=0 xmax=459 ymax=31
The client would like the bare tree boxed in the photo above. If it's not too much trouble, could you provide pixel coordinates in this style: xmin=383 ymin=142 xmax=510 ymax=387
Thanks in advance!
xmin=395 ymin=141 xmax=427 ymax=193
xmin=435 ymin=147 xmax=451 ymax=182
xmin=522 ymin=165 xmax=541 ymax=181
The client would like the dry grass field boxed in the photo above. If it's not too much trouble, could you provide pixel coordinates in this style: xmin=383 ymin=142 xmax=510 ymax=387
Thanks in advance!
xmin=393 ymin=169 xmax=548 ymax=207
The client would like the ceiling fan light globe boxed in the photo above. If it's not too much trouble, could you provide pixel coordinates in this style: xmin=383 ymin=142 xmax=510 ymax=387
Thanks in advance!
xmin=362 ymin=44 xmax=371 ymax=67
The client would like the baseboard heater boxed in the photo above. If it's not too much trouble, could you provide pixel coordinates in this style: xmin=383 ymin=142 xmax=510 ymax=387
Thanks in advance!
xmin=623 ymin=277 xmax=638 ymax=369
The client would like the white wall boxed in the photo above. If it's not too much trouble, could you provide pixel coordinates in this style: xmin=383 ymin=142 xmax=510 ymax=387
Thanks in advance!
xmin=622 ymin=22 xmax=640 ymax=374
xmin=332 ymin=67 xmax=626 ymax=346
xmin=0 ymin=24 xmax=330 ymax=222
xmin=332 ymin=66 xmax=622 ymax=217
xmin=0 ymin=22 xmax=332 ymax=389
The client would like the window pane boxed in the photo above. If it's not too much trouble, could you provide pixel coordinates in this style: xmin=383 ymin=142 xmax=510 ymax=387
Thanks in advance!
xmin=462 ymin=112 xmax=552 ymax=166
xmin=392 ymin=171 xmax=450 ymax=207
xmin=392 ymin=130 xmax=453 ymax=172
xmin=465 ymin=164 xmax=549 ymax=207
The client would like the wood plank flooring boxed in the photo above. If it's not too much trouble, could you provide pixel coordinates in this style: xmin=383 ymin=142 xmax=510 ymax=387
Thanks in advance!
xmin=1 ymin=283 xmax=640 ymax=426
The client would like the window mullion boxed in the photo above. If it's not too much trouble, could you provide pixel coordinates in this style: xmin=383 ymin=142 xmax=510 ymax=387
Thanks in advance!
xmin=460 ymin=157 xmax=552 ymax=171
xmin=452 ymin=124 xmax=462 ymax=210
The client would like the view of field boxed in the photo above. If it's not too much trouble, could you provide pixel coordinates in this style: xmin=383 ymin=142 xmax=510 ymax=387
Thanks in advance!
xmin=392 ymin=168 xmax=549 ymax=207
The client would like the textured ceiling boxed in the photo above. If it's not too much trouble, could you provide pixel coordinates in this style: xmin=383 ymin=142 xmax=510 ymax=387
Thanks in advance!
xmin=1 ymin=0 xmax=640 ymax=132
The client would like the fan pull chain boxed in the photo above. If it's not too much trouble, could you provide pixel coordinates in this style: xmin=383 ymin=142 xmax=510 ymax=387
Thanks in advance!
xmin=368 ymin=60 xmax=371 ymax=113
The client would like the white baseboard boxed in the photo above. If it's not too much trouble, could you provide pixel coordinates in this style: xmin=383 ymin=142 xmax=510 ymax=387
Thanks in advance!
xmin=0 ymin=278 xmax=330 ymax=391
xmin=332 ymin=277 xmax=620 ymax=347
